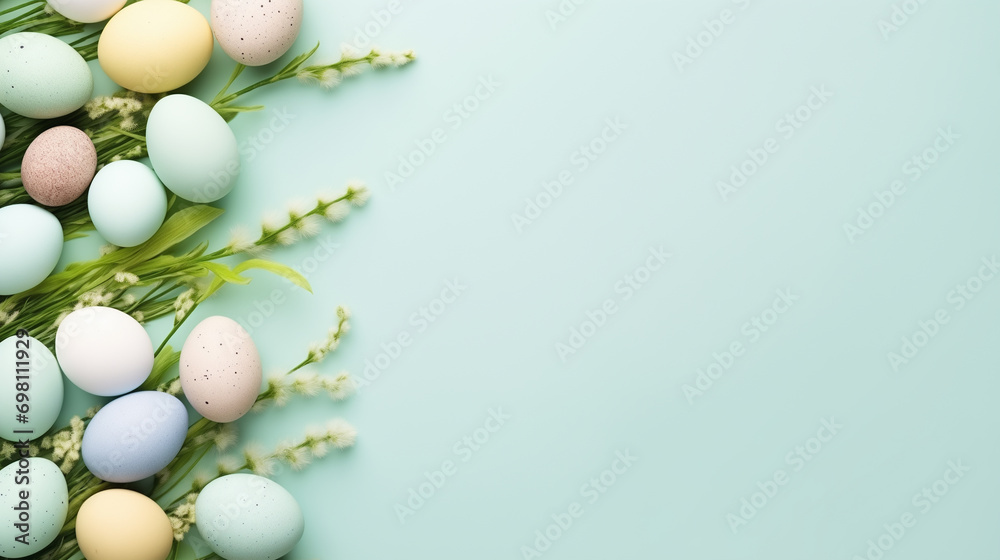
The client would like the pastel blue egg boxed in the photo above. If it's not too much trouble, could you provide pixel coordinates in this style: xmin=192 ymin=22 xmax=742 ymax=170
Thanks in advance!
xmin=88 ymin=160 xmax=168 ymax=247
xmin=0 ymin=32 xmax=93 ymax=119
xmin=195 ymin=474 xmax=305 ymax=560
xmin=146 ymin=94 xmax=240 ymax=203
xmin=0 ymin=334 xmax=64 ymax=441
xmin=0 ymin=205 xmax=64 ymax=296
xmin=82 ymin=391 xmax=188 ymax=483
xmin=0 ymin=458 xmax=69 ymax=558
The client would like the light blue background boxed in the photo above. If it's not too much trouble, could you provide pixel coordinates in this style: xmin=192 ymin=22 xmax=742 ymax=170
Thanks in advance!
xmin=66 ymin=0 xmax=1000 ymax=558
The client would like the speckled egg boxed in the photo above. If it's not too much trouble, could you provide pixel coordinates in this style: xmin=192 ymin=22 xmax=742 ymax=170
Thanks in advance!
xmin=82 ymin=391 xmax=188 ymax=483
xmin=88 ymin=160 xmax=167 ymax=247
xmin=0 ymin=458 xmax=69 ymax=559
xmin=146 ymin=94 xmax=240 ymax=203
xmin=1 ymin=113 xmax=6 ymax=155
xmin=211 ymin=0 xmax=303 ymax=66
xmin=21 ymin=126 xmax=96 ymax=207
xmin=195 ymin=474 xmax=305 ymax=560
xmin=0 ymin=32 xmax=93 ymax=119
xmin=179 ymin=316 xmax=262 ymax=423
xmin=76 ymin=489 xmax=172 ymax=560
xmin=98 ymin=0 xmax=213 ymax=93
xmin=55 ymin=306 xmax=154 ymax=397
xmin=0 ymin=334 xmax=64 ymax=441
xmin=0 ymin=204 xmax=64 ymax=296
xmin=49 ymin=0 xmax=128 ymax=23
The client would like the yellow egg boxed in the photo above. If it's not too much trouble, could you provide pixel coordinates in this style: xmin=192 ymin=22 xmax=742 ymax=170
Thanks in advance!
xmin=76 ymin=489 xmax=173 ymax=560
xmin=98 ymin=0 xmax=213 ymax=93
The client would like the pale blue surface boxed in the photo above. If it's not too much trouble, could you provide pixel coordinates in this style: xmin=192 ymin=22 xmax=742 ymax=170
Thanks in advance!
xmin=60 ymin=0 xmax=1000 ymax=558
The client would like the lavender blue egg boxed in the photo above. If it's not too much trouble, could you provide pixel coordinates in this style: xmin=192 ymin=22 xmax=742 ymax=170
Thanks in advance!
xmin=0 ymin=458 xmax=68 ymax=558
xmin=82 ymin=391 xmax=188 ymax=483
xmin=195 ymin=474 xmax=305 ymax=560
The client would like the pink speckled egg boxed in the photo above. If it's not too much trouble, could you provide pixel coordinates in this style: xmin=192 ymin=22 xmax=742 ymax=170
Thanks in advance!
xmin=211 ymin=0 xmax=303 ymax=66
xmin=22 ymin=126 xmax=96 ymax=207
xmin=179 ymin=316 xmax=263 ymax=423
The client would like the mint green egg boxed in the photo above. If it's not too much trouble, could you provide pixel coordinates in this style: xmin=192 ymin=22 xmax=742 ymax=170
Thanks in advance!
xmin=146 ymin=94 xmax=240 ymax=203
xmin=0 ymin=205 xmax=64 ymax=296
xmin=0 ymin=32 xmax=93 ymax=119
xmin=195 ymin=474 xmax=304 ymax=560
xmin=88 ymin=160 xmax=168 ymax=247
xmin=0 ymin=458 xmax=69 ymax=558
xmin=0 ymin=335 xmax=64 ymax=441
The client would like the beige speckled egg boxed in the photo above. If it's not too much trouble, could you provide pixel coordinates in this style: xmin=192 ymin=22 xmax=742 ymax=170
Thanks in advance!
xmin=211 ymin=0 xmax=303 ymax=66
xmin=180 ymin=316 xmax=262 ymax=423
xmin=22 ymin=126 xmax=96 ymax=207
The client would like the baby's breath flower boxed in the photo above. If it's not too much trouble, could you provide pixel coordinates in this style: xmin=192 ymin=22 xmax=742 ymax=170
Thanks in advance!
xmin=167 ymin=493 xmax=199 ymax=541
xmin=114 ymin=271 xmax=140 ymax=285
xmin=173 ymin=288 xmax=197 ymax=323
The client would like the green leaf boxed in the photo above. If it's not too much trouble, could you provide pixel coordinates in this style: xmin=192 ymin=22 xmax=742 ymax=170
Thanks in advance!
xmin=234 ymin=259 xmax=312 ymax=292
xmin=140 ymin=345 xmax=181 ymax=391
xmin=113 ymin=206 xmax=224 ymax=267
xmin=202 ymin=262 xmax=252 ymax=285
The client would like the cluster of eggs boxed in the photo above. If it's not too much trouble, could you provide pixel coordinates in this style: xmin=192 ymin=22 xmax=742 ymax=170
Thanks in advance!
xmin=0 ymin=0 xmax=304 ymax=296
xmin=0 ymin=310 xmax=305 ymax=560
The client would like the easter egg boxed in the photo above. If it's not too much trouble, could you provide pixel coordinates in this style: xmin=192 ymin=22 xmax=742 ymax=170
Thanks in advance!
xmin=0 ymin=113 xmax=6 ymax=155
xmin=49 ymin=0 xmax=128 ymax=23
xmin=146 ymin=94 xmax=240 ymax=203
xmin=0 ymin=334 xmax=64 ymax=441
xmin=22 ymin=126 xmax=97 ymax=207
xmin=76 ymin=489 xmax=172 ymax=560
xmin=0 ymin=205 xmax=64 ymax=296
xmin=98 ymin=0 xmax=213 ymax=93
xmin=0 ymin=458 xmax=69 ymax=558
xmin=211 ymin=0 xmax=303 ymax=66
xmin=88 ymin=160 xmax=167 ymax=247
xmin=180 ymin=316 xmax=262 ymax=423
xmin=0 ymin=32 xmax=93 ymax=119
xmin=55 ymin=306 xmax=154 ymax=397
xmin=196 ymin=474 xmax=305 ymax=560
xmin=82 ymin=391 xmax=188 ymax=483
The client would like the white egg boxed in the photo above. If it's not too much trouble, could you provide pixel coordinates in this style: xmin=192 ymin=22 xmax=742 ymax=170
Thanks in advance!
xmin=49 ymin=0 xmax=128 ymax=23
xmin=0 ymin=112 xmax=5 ymax=156
xmin=55 ymin=306 xmax=154 ymax=396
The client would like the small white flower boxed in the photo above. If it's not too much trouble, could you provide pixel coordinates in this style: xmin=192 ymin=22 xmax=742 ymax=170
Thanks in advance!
xmin=340 ymin=43 xmax=361 ymax=59
xmin=319 ymin=68 xmax=342 ymax=88
xmin=287 ymin=198 xmax=313 ymax=220
xmin=337 ymin=306 xmax=352 ymax=320
xmin=291 ymin=371 xmax=322 ymax=396
xmin=294 ymin=215 xmax=324 ymax=238
xmin=131 ymin=311 xmax=145 ymax=323
xmin=340 ymin=63 xmax=364 ymax=78
xmin=261 ymin=211 xmax=287 ymax=234
xmin=121 ymin=293 xmax=137 ymax=306
xmin=100 ymin=244 xmax=119 ymax=256
xmin=214 ymin=424 xmax=238 ymax=451
xmin=345 ymin=183 xmax=370 ymax=206
xmin=217 ymin=456 xmax=242 ymax=475
xmin=325 ymin=419 xmax=358 ymax=449
xmin=323 ymin=200 xmax=351 ymax=222
xmin=226 ymin=226 xmax=255 ymax=253
xmin=114 ymin=271 xmax=140 ymax=285
xmin=276 ymin=229 xmax=298 ymax=246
